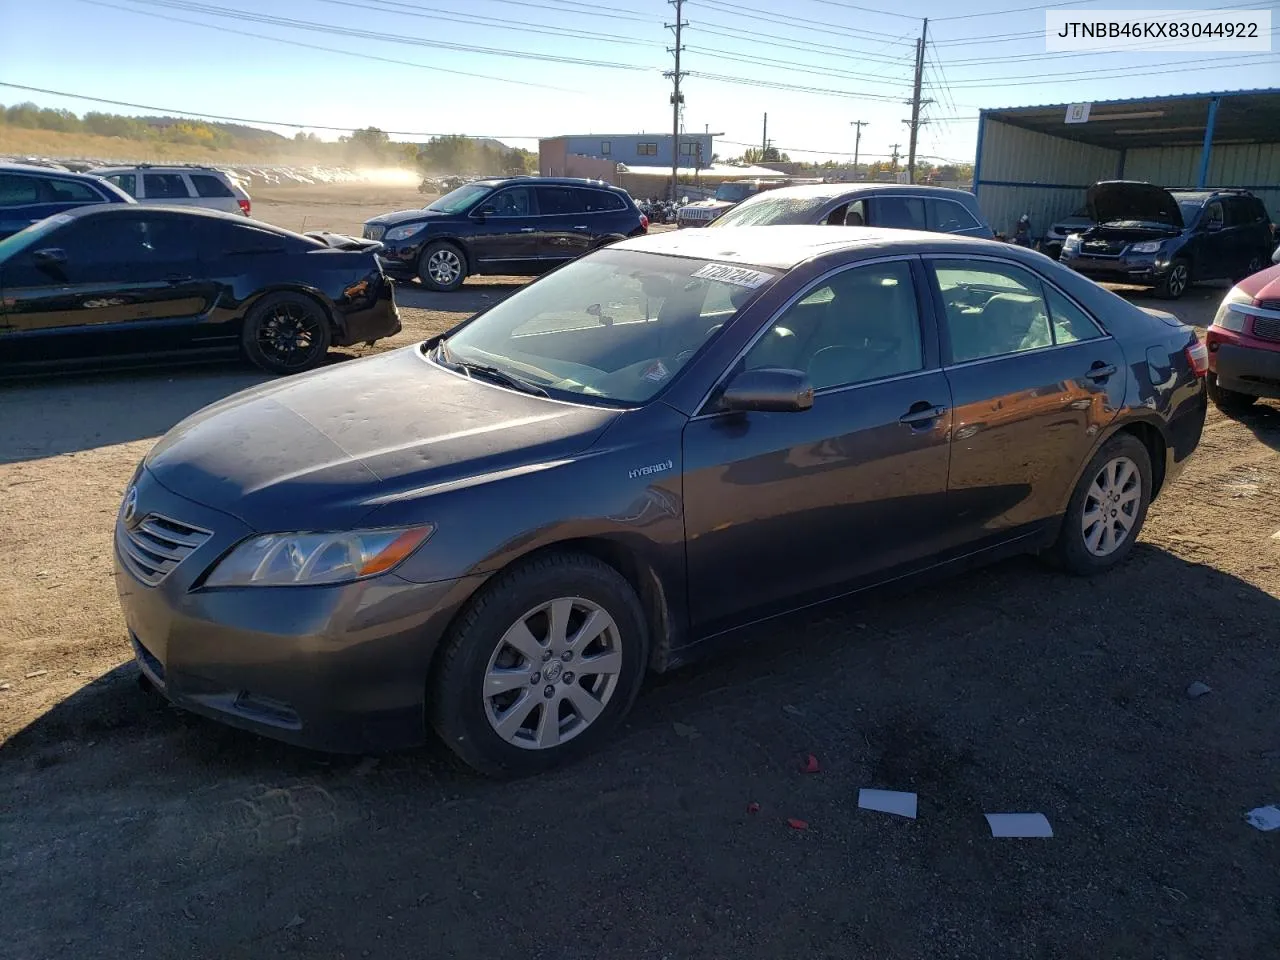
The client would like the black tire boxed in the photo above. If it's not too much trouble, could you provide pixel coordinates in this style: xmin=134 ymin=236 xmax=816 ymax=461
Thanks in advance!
xmin=418 ymin=241 xmax=467 ymax=292
xmin=428 ymin=552 xmax=649 ymax=778
xmin=1235 ymin=252 xmax=1266 ymax=284
xmin=1049 ymin=433 xmax=1152 ymax=575
xmin=1207 ymin=372 xmax=1257 ymax=414
xmin=1155 ymin=258 xmax=1191 ymax=300
xmin=241 ymin=292 xmax=332 ymax=375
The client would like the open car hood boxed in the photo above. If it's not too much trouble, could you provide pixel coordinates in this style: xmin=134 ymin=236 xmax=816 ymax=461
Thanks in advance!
xmin=305 ymin=231 xmax=383 ymax=253
xmin=1086 ymin=181 xmax=1183 ymax=229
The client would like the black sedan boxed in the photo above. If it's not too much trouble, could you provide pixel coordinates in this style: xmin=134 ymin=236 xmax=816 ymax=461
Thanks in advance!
xmin=0 ymin=205 xmax=400 ymax=376
xmin=117 ymin=226 xmax=1207 ymax=776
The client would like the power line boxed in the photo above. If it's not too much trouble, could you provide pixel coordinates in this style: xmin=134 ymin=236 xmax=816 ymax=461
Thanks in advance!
xmin=685 ymin=45 xmax=912 ymax=85
xmin=689 ymin=22 xmax=914 ymax=66
xmin=469 ymin=0 xmax=655 ymax=19
xmin=73 ymin=0 xmax=584 ymax=91
xmin=938 ymin=51 xmax=1279 ymax=87
xmin=688 ymin=71 xmax=914 ymax=101
xmin=0 ymin=82 xmax=546 ymax=139
xmin=688 ymin=0 xmax=915 ymax=43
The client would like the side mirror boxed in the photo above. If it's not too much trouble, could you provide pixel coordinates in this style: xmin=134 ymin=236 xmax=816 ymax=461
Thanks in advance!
xmin=33 ymin=247 xmax=68 ymax=267
xmin=719 ymin=368 xmax=813 ymax=413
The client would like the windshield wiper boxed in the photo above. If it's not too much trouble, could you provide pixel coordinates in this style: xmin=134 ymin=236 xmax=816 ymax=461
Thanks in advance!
xmin=435 ymin=341 xmax=548 ymax=397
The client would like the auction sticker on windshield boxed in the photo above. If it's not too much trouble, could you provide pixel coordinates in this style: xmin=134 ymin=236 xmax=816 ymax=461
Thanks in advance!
xmin=691 ymin=263 xmax=774 ymax=289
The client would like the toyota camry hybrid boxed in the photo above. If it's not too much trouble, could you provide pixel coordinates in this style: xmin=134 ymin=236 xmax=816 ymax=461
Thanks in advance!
xmin=116 ymin=226 xmax=1207 ymax=776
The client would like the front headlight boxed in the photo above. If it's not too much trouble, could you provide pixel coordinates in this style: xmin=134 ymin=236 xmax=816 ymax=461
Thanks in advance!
xmin=1062 ymin=234 xmax=1081 ymax=253
xmin=205 ymin=525 xmax=434 ymax=587
xmin=1211 ymin=286 xmax=1254 ymax=333
xmin=1129 ymin=240 xmax=1162 ymax=254
xmin=384 ymin=223 xmax=425 ymax=242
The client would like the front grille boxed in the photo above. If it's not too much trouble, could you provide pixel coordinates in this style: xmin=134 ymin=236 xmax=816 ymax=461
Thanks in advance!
xmin=1257 ymin=299 xmax=1280 ymax=311
xmin=1082 ymin=239 xmax=1125 ymax=256
xmin=117 ymin=514 xmax=212 ymax=586
xmin=363 ymin=224 xmax=385 ymax=241
xmin=1253 ymin=316 xmax=1280 ymax=342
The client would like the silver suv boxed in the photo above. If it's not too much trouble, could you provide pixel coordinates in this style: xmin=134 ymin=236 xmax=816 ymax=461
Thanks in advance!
xmin=90 ymin=164 xmax=251 ymax=216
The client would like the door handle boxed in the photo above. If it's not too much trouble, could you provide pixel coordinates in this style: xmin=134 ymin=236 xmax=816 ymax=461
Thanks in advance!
xmin=519 ymin=227 xmax=536 ymax=233
xmin=1086 ymin=362 xmax=1117 ymax=381
xmin=572 ymin=225 xmax=590 ymax=230
xmin=899 ymin=403 xmax=948 ymax=426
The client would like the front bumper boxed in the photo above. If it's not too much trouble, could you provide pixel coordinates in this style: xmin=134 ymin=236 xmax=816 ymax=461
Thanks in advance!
xmin=115 ymin=469 xmax=483 ymax=753
xmin=371 ymin=236 xmax=429 ymax=279
xmin=1209 ymin=338 xmax=1280 ymax=399
xmin=1061 ymin=253 xmax=1167 ymax=285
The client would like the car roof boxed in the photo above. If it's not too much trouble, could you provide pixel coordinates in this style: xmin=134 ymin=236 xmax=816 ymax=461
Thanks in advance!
xmin=49 ymin=203 xmax=300 ymax=234
xmin=0 ymin=162 xmax=110 ymax=181
xmin=612 ymin=224 xmax=1001 ymax=269
xmin=91 ymin=164 xmax=223 ymax=173
xmin=475 ymin=176 xmax=623 ymax=190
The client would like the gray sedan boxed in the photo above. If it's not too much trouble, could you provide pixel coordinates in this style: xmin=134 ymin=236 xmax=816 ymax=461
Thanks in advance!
xmin=117 ymin=226 xmax=1207 ymax=776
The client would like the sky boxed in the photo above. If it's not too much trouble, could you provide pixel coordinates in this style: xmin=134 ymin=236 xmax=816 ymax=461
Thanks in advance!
xmin=0 ymin=0 xmax=1276 ymax=166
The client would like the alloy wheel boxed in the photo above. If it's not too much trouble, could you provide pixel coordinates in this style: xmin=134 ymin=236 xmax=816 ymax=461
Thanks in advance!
xmin=1081 ymin=456 xmax=1142 ymax=557
xmin=256 ymin=304 xmax=324 ymax=370
xmin=482 ymin=597 xmax=623 ymax=750
xmin=1166 ymin=264 xmax=1188 ymax=297
xmin=428 ymin=248 xmax=462 ymax=286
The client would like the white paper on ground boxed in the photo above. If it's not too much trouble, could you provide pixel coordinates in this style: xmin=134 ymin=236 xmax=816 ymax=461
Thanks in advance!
xmin=985 ymin=813 xmax=1054 ymax=838
xmin=858 ymin=789 xmax=918 ymax=819
xmin=1245 ymin=805 xmax=1280 ymax=831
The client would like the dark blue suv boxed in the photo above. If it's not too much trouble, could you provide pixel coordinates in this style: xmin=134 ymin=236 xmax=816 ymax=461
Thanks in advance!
xmin=363 ymin=177 xmax=648 ymax=291
xmin=0 ymin=163 xmax=135 ymax=240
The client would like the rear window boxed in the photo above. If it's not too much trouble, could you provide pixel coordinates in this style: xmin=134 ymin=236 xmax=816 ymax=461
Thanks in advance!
xmin=536 ymin=186 xmax=586 ymax=215
xmin=143 ymin=173 xmax=191 ymax=199
xmin=190 ymin=174 xmax=234 ymax=198
xmin=925 ymin=198 xmax=979 ymax=232
xmin=711 ymin=193 xmax=835 ymax=227
xmin=583 ymin=190 xmax=626 ymax=212
xmin=0 ymin=174 xmax=40 ymax=205
xmin=106 ymin=173 xmax=138 ymax=197
xmin=871 ymin=196 xmax=927 ymax=230
xmin=46 ymin=179 xmax=103 ymax=203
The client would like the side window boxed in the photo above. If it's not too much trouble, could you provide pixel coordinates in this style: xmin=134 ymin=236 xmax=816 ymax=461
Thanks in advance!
xmin=218 ymin=223 xmax=288 ymax=254
xmin=926 ymin=198 xmax=979 ymax=233
xmin=583 ymin=190 xmax=625 ymax=212
xmin=1044 ymin=286 xmax=1102 ymax=344
xmin=484 ymin=187 xmax=533 ymax=217
xmin=1205 ymin=201 xmax=1224 ymax=229
xmin=869 ymin=196 xmax=926 ymax=230
xmin=842 ymin=199 xmax=867 ymax=226
xmin=57 ymin=216 xmax=197 ymax=266
xmin=142 ymin=173 xmax=192 ymax=200
xmin=0 ymin=174 xmax=40 ymax=205
xmin=190 ymin=174 xmax=234 ymax=198
xmin=46 ymin=179 xmax=105 ymax=203
xmin=106 ymin=173 xmax=137 ymax=197
xmin=931 ymin=260 xmax=1053 ymax=363
xmin=535 ymin=187 xmax=586 ymax=215
xmin=742 ymin=260 xmax=923 ymax=391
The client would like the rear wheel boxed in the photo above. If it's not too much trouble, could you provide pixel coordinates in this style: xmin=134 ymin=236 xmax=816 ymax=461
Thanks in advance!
xmin=1207 ymin=372 xmax=1257 ymax=414
xmin=1155 ymin=258 xmax=1190 ymax=300
xmin=1049 ymin=434 xmax=1152 ymax=575
xmin=418 ymin=241 xmax=467 ymax=292
xmin=1235 ymin=253 xmax=1265 ymax=283
xmin=241 ymin=292 xmax=332 ymax=374
xmin=428 ymin=552 xmax=649 ymax=778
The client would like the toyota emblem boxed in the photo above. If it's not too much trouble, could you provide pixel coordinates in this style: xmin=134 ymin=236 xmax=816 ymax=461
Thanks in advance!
xmin=121 ymin=487 xmax=138 ymax=524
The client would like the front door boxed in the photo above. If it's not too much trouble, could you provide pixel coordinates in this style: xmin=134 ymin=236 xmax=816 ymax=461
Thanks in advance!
xmin=1196 ymin=200 xmax=1227 ymax=279
xmin=683 ymin=257 xmax=954 ymax=636
xmin=926 ymin=256 xmax=1125 ymax=549
xmin=0 ymin=212 xmax=215 ymax=366
xmin=534 ymin=186 xmax=594 ymax=267
xmin=466 ymin=186 xmax=541 ymax=275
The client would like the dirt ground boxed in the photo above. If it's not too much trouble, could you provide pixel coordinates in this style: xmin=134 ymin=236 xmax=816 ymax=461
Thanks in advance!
xmin=2 ymin=185 xmax=1279 ymax=959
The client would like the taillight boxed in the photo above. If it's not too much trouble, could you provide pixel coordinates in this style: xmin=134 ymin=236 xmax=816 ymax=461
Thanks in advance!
xmin=639 ymin=213 xmax=649 ymax=232
xmin=238 ymin=198 xmax=251 ymax=216
xmin=1185 ymin=337 xmax=1209 ymax=377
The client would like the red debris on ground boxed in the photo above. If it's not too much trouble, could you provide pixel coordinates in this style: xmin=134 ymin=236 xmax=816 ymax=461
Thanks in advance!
xmin=787 ymin=818 xmax=809 ymax=830
xmin=802 ymin=754 xmax=820 ymax=774
xmin=747 ymin=802 xmax=761 ymax=814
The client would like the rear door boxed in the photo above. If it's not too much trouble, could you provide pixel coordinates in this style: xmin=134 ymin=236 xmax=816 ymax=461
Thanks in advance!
xmin=188 ymin=173 xmax=241 ymax=215
xmin=867 ymin=195 xmax=928 ymax=231
xmin=924 ymin=196 xmax=988 ymax=238
xmin=926 ymin=256 xmax=1125 ymax=549
xmin=0 ymin=212 xmax=218 ymax=365
xmin=535 ymin=186 xmax=593 ymax=266
xmin=140 ymin=172 xmax=196 ymax=208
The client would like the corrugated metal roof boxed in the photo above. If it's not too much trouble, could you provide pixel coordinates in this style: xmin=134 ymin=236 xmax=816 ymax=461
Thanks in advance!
xmin=984 ymin=87 xmax=1280 ymax=113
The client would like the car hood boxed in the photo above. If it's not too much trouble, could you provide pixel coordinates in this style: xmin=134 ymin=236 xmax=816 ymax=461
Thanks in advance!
xmin=144 ymin=347 xmax=619 ymax=530
xmin=364 ymin=207 xmax=458 ymax=228
xmin=1086 ymin=181 xmax=1183 ymax=229
xmin=1236 ymin=261 xmax=1280 ymax=300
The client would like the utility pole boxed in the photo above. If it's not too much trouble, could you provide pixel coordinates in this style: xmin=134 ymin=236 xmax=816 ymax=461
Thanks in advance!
xmin=664 ymin=0 xmax=687 ymax=202
xmin=889 ymin=143 xmax=901 ymax=173
xmin=905 ymin=17 xmax=929 ymax=184
xmin=850 ymin=120 xmax=868 ymax=175
xmin=761 ymin=112 xmax=768 ymax=158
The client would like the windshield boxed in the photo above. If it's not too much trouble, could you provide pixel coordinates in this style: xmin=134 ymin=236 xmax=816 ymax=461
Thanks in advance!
xmin=439 ymin=249 xmax=779 ymax=404
xmin=427 ymin=183 xmax=492 ymax=214
xmin=710 ymin=193 xmax=832 ymax=227
xmin=0 ymin=214 xmax=73 ymax=262
xmin=714 ymin=182 xmax=755 ymax=203
xmin=1176 ymin=200 xmax=1203 ymax=224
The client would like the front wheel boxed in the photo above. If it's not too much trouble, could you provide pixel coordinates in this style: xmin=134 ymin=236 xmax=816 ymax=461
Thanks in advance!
xmin=241 ymin=292 xmax=332 ymax=374
xmin=1049 ymin=434 xmax=1152 ymax=575
xmin=418 ymin=241 xmax=467 ymax=292
xmin=1207 ymin=372 xmax=1257 ymax=414
xmin=1155 ymin=258 xmax=1190 ymax=300
xmin=428 ymin=553 xmax=649 ymax=778
xmin=1235 ymin=253 xmax=1265 ymax=283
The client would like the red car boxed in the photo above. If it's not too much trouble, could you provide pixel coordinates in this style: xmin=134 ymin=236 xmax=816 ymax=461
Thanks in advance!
xmin=1206 ymin=261 xmax=1280 ymax=411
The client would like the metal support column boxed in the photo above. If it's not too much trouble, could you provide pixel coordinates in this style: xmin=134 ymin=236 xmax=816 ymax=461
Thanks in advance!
xmin=1197 ymin=96 xmax=1220 ymax=189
